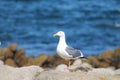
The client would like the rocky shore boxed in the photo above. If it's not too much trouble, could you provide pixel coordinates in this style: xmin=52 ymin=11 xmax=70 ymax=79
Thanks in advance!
xmin=0 ymin=43 xmax=120 ymax=80
xmin=0 ymin=43 xmax=120 ymax=69
xmin=0 ymin=59 xmax=120 ymax=80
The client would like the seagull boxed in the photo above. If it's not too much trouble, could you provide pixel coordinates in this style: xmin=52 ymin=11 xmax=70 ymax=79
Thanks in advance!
xmin=54 ymin=31 xmax=84 ymax=68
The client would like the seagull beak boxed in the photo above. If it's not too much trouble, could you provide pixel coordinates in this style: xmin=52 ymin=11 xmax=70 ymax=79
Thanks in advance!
xmin=53 ymin=34 xmax=58 ymax=37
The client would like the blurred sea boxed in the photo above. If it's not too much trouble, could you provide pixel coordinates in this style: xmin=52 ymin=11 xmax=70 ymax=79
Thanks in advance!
xmin=0 ymin=0 xmax=120 ymax=57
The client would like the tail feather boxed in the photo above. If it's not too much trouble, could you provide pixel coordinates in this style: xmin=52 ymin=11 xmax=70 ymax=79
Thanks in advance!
xmin=80 ymin=57 xmax=87 ymax=58
xmin=80 ymin=56 xmax=87 ymax=60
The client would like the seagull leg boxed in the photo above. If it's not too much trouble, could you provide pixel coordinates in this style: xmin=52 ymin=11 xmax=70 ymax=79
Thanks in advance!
xmin=68 ymin=60 xmax=71 ymax=68
xmin=67 ymin=59 xmax=71 ymax=69
xmin=65 ymin=59 xmax=70 ymax=70
xmin=65 ymin=59 xmax=71 ymax=70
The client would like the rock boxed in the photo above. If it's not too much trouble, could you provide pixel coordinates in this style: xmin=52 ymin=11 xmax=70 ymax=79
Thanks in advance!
xmin=0 ymin=56 xmax=4 ymax=60
xmin=5 ymin=58 xmax=17 ymax=67
xmin=86 ymin=69 xmax=115 ymax=80
xmin=17 ymin=55 xmax=29 ymax=67
xmin=0 ymin=60 xmax=4 ymax=65
xmin=98 ymin=50 xmax=114 ymax=68
xmin=4 ymin=48 xmax=14 ymax=59
xmin=81 ymin=63 xmax=92 ymax=68
xmin=0 ymin=48 xmax=14 ymax=60
xmin=42 ymin=56 xmax=55 ymax=68
xmin=72 ymin=59 xmax=82 ymax=66
xmin=54 ymin=59 xmax=68 ymax=66
xmin=98 ymin=50 xmax=114 ymax=63
xmin=31 ymin=54 xmax=48 ymax=66
xmin=70 ymin=61 xmax=92 ymax=72
xmin=0 ymin=65 xmax=44 ymax=80
xmin=0 ymin=49 xmax=5 ymax=60
xmin=24 ymin=57 xmax=35 ymax=66
xmin=87 ymin=56 xmax=100 ymax=68
xmin=35 ymin=68 xmax=120 ymax=80
xmin=8 ymin=43 xmax=18 ymax=52
xmin=56 ymin=64 xmax=69 ymax=72
xmin=69 ymin=59 xmax=82 ymax=70
xmin=0 ymin=43 xmax=120 ymax=70
xmin=14 ymin=49 xmax=25 ymax=63
xmin=115 ymin=69 xmax=120 ymax=75
xmin=114 ymin=47 xmax=120 ymax=54
xmin=80 ymin=63 xmax=93 ymax=70
xmin=53 ymin=54 xmax=68 ymax=66
xmin=14 ymin=49 xmax=29 ymax=67
xmin=15 ymin=49 xmax=25 ymax=57
xmin=112 ymin=48 xmax=120 ymax=68
xmin=25 ymin=54 xmax=48 ymax=66
xmin=42 ymin=55 xmax=69 ymax=68
xmin=47 ymin=56 xmax=55 ymax=62
xmin=35 ymin=70 xmax=85 ymax=80
xmin=17 ymin=65 xmax=44 ymax=77
xmin=85 ymin=48 xmax=120 ymax=69
xmin=97 ymin=48 xmax=120 ymax=68
xmin=99 ymin=62 xmax=110 ymax=68
xmin=0 ymin=63 xmax=120 ymax=80
xmin=35 ymin=54 xmax=48 ymax=66
xmin=89 ymin=68 xmax=115 ymax=76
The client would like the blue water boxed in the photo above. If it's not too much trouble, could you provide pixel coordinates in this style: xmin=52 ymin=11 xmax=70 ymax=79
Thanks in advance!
xmin=0 ymin=0 xmax=120 ymax=57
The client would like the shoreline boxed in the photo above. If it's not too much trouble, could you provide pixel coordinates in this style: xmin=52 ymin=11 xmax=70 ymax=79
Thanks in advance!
xmin=0 ymin=43 xmax=120 ymax=80
xmin=0 ymin=43 xmax=120 ymax=69
xmin=0 ymin=60 xmax=120 ymax=80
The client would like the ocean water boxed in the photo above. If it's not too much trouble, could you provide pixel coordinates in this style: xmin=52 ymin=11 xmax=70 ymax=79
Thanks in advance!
xmin=0 ymin=0 xmax=120 ymax=57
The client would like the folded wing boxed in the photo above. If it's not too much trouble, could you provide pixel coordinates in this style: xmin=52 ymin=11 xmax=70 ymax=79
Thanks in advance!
xmin=65 ymin=46 xmax=83 ymax=58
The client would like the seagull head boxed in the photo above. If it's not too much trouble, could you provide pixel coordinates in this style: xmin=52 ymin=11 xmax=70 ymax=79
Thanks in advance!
xmin=53 ymin=31 xmax=65 ymax=37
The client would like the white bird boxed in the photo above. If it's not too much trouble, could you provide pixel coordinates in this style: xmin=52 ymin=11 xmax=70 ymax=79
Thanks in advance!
xmin=54 ymin=31 xmax=84 ymax=68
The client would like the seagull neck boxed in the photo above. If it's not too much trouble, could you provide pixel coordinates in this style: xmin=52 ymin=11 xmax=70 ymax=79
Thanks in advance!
xmin=58 ymin=36 xmax=67 ymax=46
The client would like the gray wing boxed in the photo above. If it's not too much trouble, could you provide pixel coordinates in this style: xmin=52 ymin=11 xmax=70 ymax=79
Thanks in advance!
xmin=65 ymin=46 xmax=83 ymax=58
